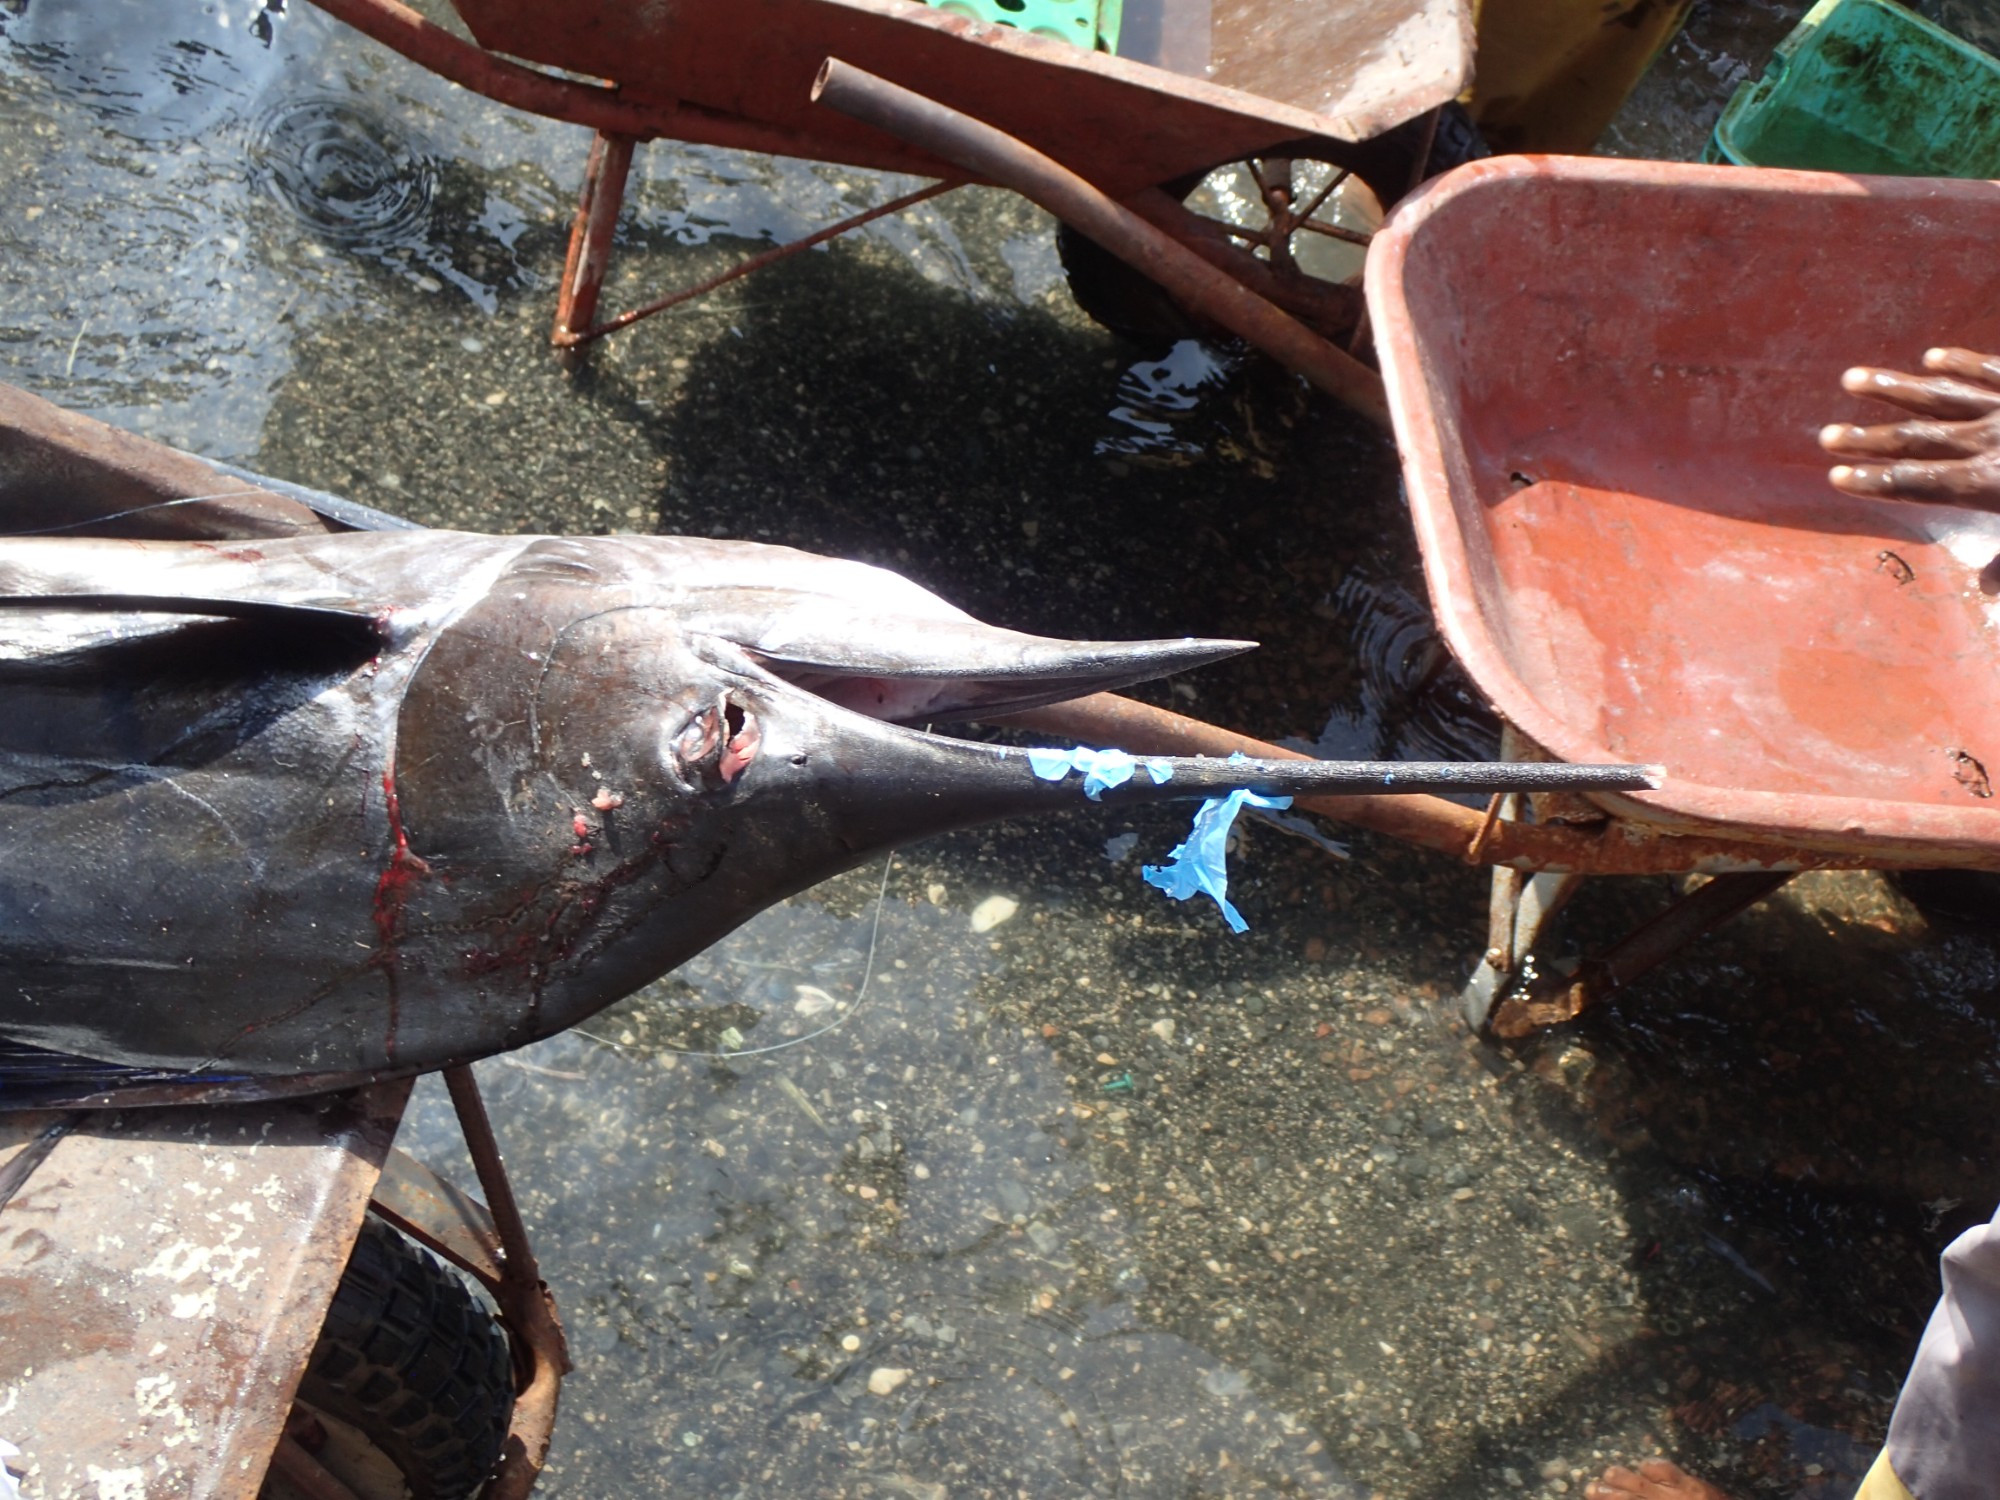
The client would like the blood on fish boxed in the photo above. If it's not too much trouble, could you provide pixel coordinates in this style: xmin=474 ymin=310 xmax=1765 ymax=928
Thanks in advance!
xmin=370 ymin=765 xmax=432 ymax=1062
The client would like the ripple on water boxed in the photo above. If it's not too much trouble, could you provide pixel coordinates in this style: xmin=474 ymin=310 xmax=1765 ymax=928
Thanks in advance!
xmin=250 ymin=94 xmax=440 ymax=252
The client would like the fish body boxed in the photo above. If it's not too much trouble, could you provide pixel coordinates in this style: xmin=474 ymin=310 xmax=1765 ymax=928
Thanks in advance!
xmin=0 ymin=525 xmax=1244 ymax=1098
xmin=0 ymin=385 xmax=1652 ymax=1106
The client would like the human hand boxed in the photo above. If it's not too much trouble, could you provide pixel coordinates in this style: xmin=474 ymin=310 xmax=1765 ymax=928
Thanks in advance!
xmin=1821 ymin=347 xmax=2000 ymax=510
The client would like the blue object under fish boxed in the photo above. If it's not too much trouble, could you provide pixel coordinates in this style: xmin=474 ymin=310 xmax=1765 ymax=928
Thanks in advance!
xmin=1142 ymin=788 xmax=1293 ymax=933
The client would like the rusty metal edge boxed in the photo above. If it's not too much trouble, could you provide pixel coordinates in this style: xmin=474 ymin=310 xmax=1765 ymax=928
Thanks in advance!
xmin=302 ymin=0 xmax=961 ymax=177
xmin=370 ymin=1147 xmax=507 ymax=1287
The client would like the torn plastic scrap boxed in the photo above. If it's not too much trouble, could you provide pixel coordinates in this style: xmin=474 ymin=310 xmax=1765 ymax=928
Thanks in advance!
xmin=1142 ymin=788 xmax=1292 ymax=933
xmin=1026 ymin=744 xmax=1175 ymax=799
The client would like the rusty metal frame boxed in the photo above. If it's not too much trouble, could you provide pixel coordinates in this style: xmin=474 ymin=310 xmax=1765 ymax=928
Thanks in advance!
xmin=302 ymin=0 xmax=1387 ymax=413
xmin=553 ymin=160 xmax=960 ymax=351
xmin=811 ymin=59 xmax=1390 ymax=426
xmin=1481 ymin=870 xmax=1796 ymax=1037
xmin=367 ymin=1066 xmax=571 ymax=1500
xmin=306 ymin=0 xmax=922 ymax=166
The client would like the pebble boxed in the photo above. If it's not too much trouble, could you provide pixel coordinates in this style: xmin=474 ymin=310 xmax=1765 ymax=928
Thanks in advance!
xmin=969 ymin=894 xmax=1019 ymax=933
xmin=868 ymin=1367 xmax=911 ymax=1396
xmin=1150 ymin=1018 xmax=1176 ymax=1042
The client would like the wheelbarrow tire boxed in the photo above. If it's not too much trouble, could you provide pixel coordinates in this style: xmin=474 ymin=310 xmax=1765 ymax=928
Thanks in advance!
xmin=1058 ymin=104 xmax=1488 ymax=346
xmin=280 ymin=1214 xmax=513 ymax=1500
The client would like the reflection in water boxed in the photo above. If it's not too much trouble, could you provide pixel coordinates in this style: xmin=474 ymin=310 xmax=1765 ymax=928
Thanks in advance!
xmin=1099 ymin=340 xmax=1240 ymax=463
xmin=0 ymin=0 xmax=286 ymax=142
xmin=1299 ymin=563 xmax=1501 ymax=774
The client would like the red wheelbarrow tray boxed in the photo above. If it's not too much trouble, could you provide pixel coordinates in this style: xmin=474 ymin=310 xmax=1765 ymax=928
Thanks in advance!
xmin=436 ymin=0 xmax=1472 ymax=192
xmin=1365 ymin=157 xmax=2000 ymax=866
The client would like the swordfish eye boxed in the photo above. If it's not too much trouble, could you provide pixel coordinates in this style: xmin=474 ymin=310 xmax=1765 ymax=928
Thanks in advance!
xmin=662 ymin=691 xmax=764 ymax=792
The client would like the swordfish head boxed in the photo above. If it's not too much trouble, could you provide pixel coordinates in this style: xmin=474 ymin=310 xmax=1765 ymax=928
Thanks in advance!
xmin=0 ymin=530 xmax=1254 ymax=1101
xmin=394 ymin=535 xmax=1259 ymax=1054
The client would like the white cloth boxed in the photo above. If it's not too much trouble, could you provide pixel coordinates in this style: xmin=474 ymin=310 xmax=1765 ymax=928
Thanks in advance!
xmin=1883 ymin=1203 xmax=2000 ymax=1500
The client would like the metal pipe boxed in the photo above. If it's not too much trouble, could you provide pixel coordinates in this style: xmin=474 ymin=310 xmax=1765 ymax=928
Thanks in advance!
xmin=553 ymin=132 xmax=636 ymax=349
xmin=1122 ymin=186 xmax=1362 ymax=338
xmin=558 ymin=180 xmax=961 ymax=347
xmin=445 ymin=1065 xmax=569 ymax=1500
xmin=810 ymin=58 xmax=1393 ymax=429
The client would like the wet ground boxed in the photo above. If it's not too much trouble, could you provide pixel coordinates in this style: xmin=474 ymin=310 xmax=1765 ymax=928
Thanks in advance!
xmin=3 ymin=1 xmax=2000 ymax=1496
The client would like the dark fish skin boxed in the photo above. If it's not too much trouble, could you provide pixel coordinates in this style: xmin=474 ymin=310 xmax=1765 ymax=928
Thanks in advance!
xmin=0 ymin=385 xmax=1654 ymax=1106
xmin=0 ymin=525 xmax=1252 ymax=1097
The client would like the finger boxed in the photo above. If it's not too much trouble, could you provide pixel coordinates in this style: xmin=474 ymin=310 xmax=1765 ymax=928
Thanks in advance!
xmin=1586 ymin=1468 xmax=1647 ymax=1496
xmin=1840 ymin=366 xmax=2000 ymax=420
xmin=1820 ymin=416 xmax=1994 ymax=461
xmin=1584 ymin=1472 xmax=1648 ymax=1496
xmin=1829 ymin=458 xmax=2000 ymax=509
xmin=1922 ymin=346 xmax=2000 ymax=392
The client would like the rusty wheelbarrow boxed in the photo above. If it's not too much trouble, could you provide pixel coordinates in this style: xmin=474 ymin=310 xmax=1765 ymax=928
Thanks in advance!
xmin=1360 ymin=156 xmax=2000 ymax=1035
xmin=998 ymin=158 xmax=2000 ymax=1039
xmin=301 ymin=0 xmax=1485 ymax=426
xmin=0 ymin=399 xmax=568 ymax=1500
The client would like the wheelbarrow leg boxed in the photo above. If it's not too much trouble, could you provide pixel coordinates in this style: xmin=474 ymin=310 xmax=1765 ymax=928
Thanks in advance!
xmin=552 ymin=130 xmax=637 ymax=359
xmin=1483 ymin=869 xmax=1796 ymax=1038
xmin=1462 ymin=830 xmax=1587 ymax=1030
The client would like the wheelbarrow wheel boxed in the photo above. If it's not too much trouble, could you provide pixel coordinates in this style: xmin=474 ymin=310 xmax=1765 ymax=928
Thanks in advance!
xmin=1058 ymin=104 xmax=1488 ymax=347
xmin=263 ymin=1214 xmax=513 ymax=1500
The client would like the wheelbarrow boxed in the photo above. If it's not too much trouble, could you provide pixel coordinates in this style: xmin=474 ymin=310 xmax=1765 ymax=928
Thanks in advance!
xmin=1362 ymin=155 xmax=2000 ymax=1034
xmin=301 ymin=0 xmax=1482 ymax=426
xmin=0 ymin=396 xmax=568 ymax=1500
xmin=996 ymin=157 xmax=2000 ymax=1038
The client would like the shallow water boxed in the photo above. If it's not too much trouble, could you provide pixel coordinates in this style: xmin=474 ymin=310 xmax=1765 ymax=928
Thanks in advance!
xmin=3 ymin=1 xmax=1999 ymax=1497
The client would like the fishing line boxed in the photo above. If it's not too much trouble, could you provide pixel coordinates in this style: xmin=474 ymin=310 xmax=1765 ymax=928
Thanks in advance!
xmin=0 ymin=490 xmax=272 ymax=535
xmin=575 ymin=850 xmax=897 ymax=1062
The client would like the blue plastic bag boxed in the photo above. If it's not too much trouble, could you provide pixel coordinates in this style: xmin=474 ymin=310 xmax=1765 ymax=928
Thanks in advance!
xmin=1142 ymin=787 xmax=1292 ymax=933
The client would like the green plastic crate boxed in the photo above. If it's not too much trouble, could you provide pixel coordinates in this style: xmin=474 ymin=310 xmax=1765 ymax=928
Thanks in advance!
xmin=925 ymin=0 xmax=1122 ymax=54
xmin=1705 ymin=0 xmax=2000 ymax=176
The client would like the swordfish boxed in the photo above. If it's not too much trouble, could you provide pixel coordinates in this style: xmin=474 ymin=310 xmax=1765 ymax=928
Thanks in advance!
xmin=0 ymin=390 xmax=1653 ymax=1107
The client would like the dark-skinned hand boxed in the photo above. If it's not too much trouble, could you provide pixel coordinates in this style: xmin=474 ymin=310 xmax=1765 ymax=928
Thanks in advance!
xmin=1821 ymin=346 xmax=2000 ymax=510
